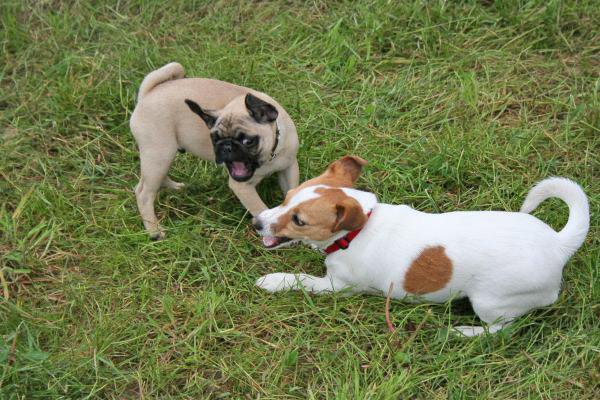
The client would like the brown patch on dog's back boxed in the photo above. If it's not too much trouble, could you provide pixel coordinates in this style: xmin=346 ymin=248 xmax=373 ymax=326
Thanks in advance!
xmin=403 ymin=246 xmax=453 ymax=294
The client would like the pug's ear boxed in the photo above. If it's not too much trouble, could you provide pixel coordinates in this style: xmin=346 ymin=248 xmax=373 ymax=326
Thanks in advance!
xmin=245 ymin=93 xmax=278 ymax=123
xmin=185 ymin=99 xmax=217 ymax=129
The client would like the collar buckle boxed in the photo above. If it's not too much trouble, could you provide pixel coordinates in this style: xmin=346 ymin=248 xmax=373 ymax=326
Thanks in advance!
xmin=334 ymin=238 xmax=349 ymax=250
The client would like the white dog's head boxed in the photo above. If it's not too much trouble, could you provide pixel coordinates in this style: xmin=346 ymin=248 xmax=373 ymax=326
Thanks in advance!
xmin=253 ymin=156 xmax=377 ymax=249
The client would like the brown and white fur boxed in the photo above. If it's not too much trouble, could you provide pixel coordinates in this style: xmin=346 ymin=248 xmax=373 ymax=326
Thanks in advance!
xmin=130 ymin=62 xmax=299 ymax=239
xmin=253 ymin=156 xmax=589 ymax=336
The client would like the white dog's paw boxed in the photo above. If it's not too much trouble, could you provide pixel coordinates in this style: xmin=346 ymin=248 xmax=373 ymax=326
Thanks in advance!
xmin=452 ymin=323 xmax=504 ymax=337
xmin=256 ymin=273 xmax=298 ymax=292
xmin=453 ymin=326 xmax=487 ymax=337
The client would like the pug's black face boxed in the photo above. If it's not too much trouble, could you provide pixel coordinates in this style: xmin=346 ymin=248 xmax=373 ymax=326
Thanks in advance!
xmin=185 ymin=94 xmax=279 ymax=183
xmin=210 ymin=131 xmax=260 ymax=182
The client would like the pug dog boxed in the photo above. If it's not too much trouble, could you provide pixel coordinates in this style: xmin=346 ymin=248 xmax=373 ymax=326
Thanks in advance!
xmin=130 ymin=62 xmax=299 ymax=239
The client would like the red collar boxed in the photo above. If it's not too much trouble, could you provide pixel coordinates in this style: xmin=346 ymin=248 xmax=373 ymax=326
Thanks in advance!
xmin=324 ymin=211 xmax=372 ymax=255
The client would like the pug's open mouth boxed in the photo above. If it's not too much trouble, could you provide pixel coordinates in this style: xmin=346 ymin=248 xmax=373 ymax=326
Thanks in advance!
xmin=227 ymin=161 xmax=254 ymax=181
xmin=262 ymin=235 xmax=293 ymax=249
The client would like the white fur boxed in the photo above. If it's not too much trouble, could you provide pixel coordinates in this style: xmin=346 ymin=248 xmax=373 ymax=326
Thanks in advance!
xmin=256 ymin=178 xmax=589 ymax=336
xmin=258 ymin=185 xmax=323 ymax=236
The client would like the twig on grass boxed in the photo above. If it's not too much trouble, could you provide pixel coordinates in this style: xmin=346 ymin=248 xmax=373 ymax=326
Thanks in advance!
xmin=386 ymin=282 xmax=395 ymax=333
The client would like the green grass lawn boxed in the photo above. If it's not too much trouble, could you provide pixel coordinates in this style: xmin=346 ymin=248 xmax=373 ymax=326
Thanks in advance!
xmin=1 ymin=0 xmax=599 ymax=398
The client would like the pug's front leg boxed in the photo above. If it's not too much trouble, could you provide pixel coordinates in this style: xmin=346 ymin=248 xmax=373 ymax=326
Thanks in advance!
xmin=277 ymin=160 xmax=299 ymax=194
xmin=228 ymin=177 xmax=267 ymax=216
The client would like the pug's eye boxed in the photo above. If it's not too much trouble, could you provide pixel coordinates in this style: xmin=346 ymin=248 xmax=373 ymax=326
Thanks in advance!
xmin=240 ymin=135 xmax=257 ymax=147
xmin=292 ymin=214 xmax=305 ymax=227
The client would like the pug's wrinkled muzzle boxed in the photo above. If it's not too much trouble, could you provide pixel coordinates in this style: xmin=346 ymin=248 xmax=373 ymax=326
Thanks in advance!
xmin=213 ymin=139 xmax=258 ymax=182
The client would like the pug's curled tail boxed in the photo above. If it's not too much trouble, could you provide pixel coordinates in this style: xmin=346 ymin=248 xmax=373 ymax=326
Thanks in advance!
xmin=137 ymin=62 xmax=185 ymax=102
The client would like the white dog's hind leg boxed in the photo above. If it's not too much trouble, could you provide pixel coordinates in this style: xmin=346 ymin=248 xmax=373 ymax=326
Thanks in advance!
xmin=256 ymin=273 xmax=346 ymax=294
xmin=452 ymin=294 xmax=514 ymax=337
xmin=453 ymin=323 xmax=505 ymax=337
xmin=453 ymin=289 xmax=559 ymax=337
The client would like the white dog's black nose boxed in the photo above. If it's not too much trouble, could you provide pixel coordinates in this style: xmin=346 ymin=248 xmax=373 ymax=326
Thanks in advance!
xmin=252 ymin=217 xmax=263 ymax=231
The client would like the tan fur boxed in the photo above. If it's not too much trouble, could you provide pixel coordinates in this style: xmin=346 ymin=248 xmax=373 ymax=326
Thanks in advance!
xmin=130 ymin=62 xmax=300 ymax=239
xmin=328 ymin=156 xmax=367 ymax=184
xmin=272 ymin=187 xmax=367 ymax=241
xmin=403 ymin=246 xmax=453 ymax=294
xmin=282 ymin=156 xmax=367 ymax=206
xmin=333 ymin=196 xmax=367 ymax=232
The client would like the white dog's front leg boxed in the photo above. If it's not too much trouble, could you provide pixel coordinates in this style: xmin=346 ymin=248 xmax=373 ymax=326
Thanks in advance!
xmin=256 ymin=273 xmax=344 ymax=294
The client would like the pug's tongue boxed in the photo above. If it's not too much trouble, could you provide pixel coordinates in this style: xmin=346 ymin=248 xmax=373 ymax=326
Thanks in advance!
xmin=262 ymin=236 xmax=279 ymax=248
xmin=231 ymin=162 xmax=248 ymax=178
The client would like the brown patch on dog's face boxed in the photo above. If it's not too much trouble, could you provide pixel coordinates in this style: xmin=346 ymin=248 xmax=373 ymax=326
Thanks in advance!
xmin=282 ymin=156 xmax=367 ymax=205
xmin=403 ymin=246 xmax=453 ymax=294
xmin=272 ymin=187 xmax=367 ymax=242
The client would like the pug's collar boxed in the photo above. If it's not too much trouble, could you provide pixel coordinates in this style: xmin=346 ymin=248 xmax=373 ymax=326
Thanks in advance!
xmin=269 ymin=120 xmax=281 ymax=161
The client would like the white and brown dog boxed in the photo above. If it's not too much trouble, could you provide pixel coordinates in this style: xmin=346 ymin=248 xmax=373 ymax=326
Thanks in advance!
xmin=253 ymin=156 xmax=589 ymax=336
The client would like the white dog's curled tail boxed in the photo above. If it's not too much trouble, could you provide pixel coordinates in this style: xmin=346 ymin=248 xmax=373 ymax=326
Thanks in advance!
xmin=520 ymin=177 xmax=589 ymax=253
xmin=137 ymin=62 xmax=185 ymax=102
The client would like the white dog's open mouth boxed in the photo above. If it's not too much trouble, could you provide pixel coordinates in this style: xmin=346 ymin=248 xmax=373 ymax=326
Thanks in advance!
xmin=262 ymin=236 xmax=292 ymax=249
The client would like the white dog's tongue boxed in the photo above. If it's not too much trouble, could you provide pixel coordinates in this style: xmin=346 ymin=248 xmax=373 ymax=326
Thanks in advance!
xmin=262 ymin=236 xmax=279 ymax=248
xmin=231 ymin=162 xmax=248 ymax=177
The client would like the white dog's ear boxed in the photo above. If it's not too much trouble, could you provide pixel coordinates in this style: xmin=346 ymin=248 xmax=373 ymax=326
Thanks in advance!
xmin=333 ymin=197 xmax=367 ymax=232
xmin=245 ymin=93 xmax=278 ymax=123
xmin=301 ymin=155 xmax=368 ymax=189
xmin=185 ymin=99 xmax=217 ymax=129
xmin=326 ymin=156 xmax=368 ymax=187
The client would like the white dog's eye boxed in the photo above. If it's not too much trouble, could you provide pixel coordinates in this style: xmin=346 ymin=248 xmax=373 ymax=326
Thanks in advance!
xmin=292 ymin=214 xmax=305 ymax=227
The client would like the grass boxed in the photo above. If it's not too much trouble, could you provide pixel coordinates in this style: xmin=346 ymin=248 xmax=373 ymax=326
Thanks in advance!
xmin=1 ymin=0 xmax=599 ymax=398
